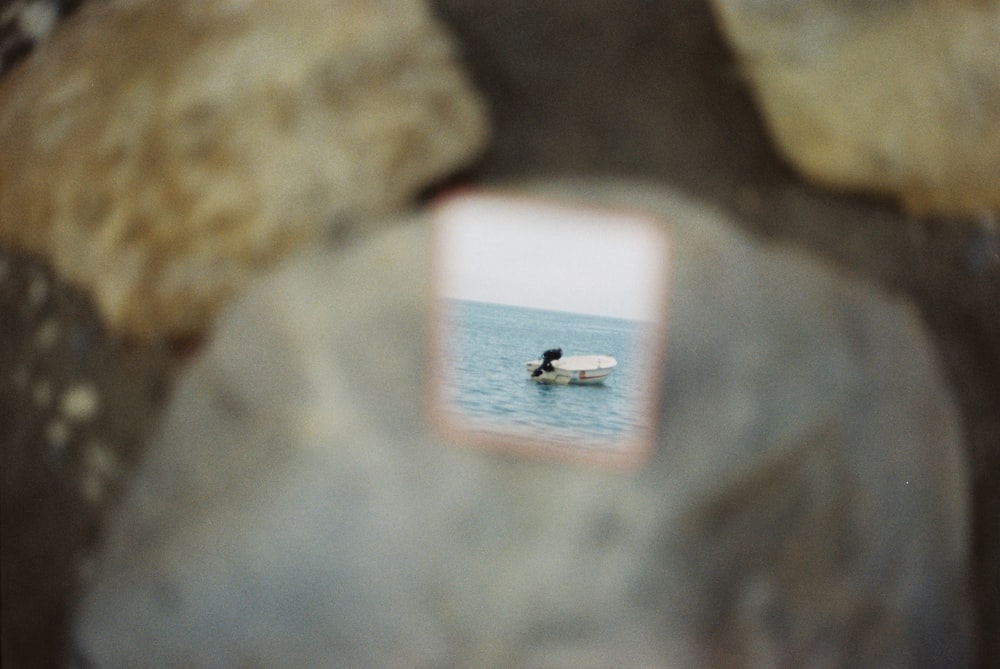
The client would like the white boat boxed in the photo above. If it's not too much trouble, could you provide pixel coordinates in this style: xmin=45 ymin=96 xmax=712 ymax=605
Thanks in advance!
xmin=525 ymin=351 xmax=617 ymax=385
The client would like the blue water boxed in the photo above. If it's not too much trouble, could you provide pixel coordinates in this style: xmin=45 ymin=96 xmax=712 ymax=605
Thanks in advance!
xmin=437 ymin=299 xmax=656 ymax=446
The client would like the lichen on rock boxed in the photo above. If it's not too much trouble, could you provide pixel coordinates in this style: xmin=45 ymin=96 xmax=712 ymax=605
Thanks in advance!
xmin=0 ymin=0 xmax=489 ymax=340
xmin=709 ymin=0 xmax=1000 ymax=216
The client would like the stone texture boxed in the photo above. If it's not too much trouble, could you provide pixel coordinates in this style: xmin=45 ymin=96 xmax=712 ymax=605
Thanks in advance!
xmin=708 ymin=0 xmax=1000 ymax=216
xmin=73 ymin=182 xmax=970 ymax=668
xmin=0 ymin=252 xmax=175 ymax=669
xmin=0 ymin=0 xmax=488 ymax=340
xmin=0 ymin=0 xmax=60 ymax=75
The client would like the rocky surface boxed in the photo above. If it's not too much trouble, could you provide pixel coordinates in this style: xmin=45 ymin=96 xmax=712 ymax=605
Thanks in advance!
xmin=0 ymin=1 xmax=60 ymax=75
xmin=0 ymin=253 xmax=174 ymax=669
xmin=0 ymin=0 xmax=488 ymax=340
xmin=73 ymin=183 xmax=971 ymax=667
xmin=708 ymin=0 xmax=1000 ymax=216
xmin=3 ymin=1 xmax=998 ymax=667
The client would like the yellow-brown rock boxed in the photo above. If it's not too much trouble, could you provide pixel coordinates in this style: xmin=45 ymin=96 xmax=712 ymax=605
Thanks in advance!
xmin=710 ymin=0 xmax=1000 ymax=216
xmin=0 ymin=0 xmax=488 ymax=340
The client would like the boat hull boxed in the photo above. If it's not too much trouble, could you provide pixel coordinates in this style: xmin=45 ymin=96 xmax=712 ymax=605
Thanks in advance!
xmin=525 ymin=355 xmax=617 ymax=385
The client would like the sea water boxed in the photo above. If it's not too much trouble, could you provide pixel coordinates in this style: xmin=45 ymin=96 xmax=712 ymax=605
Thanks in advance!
xmin=436 ymin=299 xmax=657 ymax=447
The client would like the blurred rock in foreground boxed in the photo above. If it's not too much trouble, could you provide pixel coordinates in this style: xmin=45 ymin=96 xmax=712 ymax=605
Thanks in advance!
xmin=709 ymin=0 xmax=1000 ymax=217
xmin=74 ymin=182 xmax=970 ymax=667
xmin=0 ymin=0 xmax=488 ymax=341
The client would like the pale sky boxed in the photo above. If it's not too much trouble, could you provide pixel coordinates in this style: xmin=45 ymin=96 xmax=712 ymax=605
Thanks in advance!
xmin=434 ymin=193 xmax=670 ymax=321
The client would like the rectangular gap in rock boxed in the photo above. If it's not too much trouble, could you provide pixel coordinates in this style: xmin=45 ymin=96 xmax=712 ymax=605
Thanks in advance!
xmin=427 ymin=189 xmax=673 ymax=469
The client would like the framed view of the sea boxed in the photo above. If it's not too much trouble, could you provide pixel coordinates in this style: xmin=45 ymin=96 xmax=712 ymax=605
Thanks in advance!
xmin=427 ymin=190 xmax=671 ymax=468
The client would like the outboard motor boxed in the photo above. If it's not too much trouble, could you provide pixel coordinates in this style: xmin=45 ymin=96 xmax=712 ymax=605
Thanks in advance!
xmin=532 ymin=348 xmax=563 ymax=377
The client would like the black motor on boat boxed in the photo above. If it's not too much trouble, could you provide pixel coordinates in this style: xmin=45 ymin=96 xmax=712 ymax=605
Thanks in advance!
xmin=532 ymin=347 xmax=563 ymax=376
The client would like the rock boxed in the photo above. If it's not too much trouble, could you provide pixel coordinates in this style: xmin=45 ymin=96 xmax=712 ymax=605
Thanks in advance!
xmin=0 ymin=0 xmax=488 ymax=341
xmin=73 ymin=182 xmax=970 ymax=667
xmin=0 ymin=0 xmax=60 ymax=76
xmin=0 ymin=251 xmax=175 ymax=669
xmin=709 ymin=0 xmax=1000 ymax=217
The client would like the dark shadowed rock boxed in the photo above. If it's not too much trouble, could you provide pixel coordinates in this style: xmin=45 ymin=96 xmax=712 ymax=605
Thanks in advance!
xmin=73 ymin=181 xmax=970 ymax=667
xmin=0 ymin=252 xmax=174 ymax=669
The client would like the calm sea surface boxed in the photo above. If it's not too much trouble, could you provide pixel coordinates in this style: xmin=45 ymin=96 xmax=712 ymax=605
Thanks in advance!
xmin=436 ymin=299 xmax=657 ymax=446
